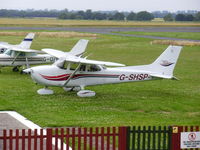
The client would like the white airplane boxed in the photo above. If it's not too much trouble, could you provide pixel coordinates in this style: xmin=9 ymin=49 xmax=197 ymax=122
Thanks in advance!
xmin=0 ymin=33 xmax=35 ymax=53
xmin=24 ymin=43 xmax=182 ymax=97
xmin=0 ymin=38 xmax=88 ymax=72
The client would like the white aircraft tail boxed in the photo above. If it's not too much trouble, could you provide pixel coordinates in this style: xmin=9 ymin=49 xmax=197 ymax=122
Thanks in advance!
xmin=121 ymin=45 xmax=182 ymax=79
xmin=69 ymin=39 xmax=89 ymax=56
xmin=19 ymin=33 xmax=35 ymax=49
xmin=149 ymin=45 xmax=182 ymax=78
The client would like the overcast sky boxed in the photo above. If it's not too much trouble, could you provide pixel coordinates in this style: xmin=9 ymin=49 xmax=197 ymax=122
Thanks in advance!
xmin=1 ymin=0 xmax=200 ymax=12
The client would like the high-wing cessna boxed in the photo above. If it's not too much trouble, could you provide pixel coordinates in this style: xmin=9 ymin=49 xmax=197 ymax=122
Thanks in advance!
xmin=24 ymin=41 xmax=182 ymax=97
xmin=0 ymin=33 xmax=35 ymax=53
xmin=0 ymin=38 xmax=88 ymax=72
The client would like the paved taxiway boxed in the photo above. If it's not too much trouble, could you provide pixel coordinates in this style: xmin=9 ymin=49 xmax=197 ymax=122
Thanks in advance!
xmin=0 ymin=26 xmax=200 ymax=41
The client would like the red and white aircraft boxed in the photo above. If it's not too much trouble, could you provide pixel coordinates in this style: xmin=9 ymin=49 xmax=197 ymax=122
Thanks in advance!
xmin=24 ymin=41 xmax=182 ymax=97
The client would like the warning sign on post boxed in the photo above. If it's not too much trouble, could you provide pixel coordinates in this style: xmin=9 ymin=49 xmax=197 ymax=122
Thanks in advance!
xmin=181 ymin=132 xmax=200 ymax=149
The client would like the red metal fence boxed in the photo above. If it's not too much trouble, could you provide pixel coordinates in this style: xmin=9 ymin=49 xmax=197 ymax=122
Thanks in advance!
xmin=0 ymin=126 xmax=200 ymax=150
xmin=0 ymin=126 xmax=127 ymax=150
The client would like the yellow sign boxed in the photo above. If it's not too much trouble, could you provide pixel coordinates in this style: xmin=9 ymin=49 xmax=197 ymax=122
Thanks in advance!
xmin=173 ymin=127 xmax=178 ymax=133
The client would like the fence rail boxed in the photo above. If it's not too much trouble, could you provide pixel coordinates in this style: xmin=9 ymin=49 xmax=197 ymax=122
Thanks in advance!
xmin=127 ymin=126 xmax=172 ymax=150
xmin=0 ymin=126 xmax=200 ymax=150
xmin=0 ymin=127 xmax=127 ymax=150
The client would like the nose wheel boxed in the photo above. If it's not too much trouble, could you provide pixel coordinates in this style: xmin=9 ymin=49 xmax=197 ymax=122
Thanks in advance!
xmin=37 ymin=87 xmax=54 ymax=95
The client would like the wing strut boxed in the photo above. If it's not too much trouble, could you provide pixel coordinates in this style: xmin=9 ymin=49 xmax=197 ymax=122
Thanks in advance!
xmin=63 ymin=63 xmax=81 ymax=87
xmin=11 ymin=52 xmax=21 ymax=65
xmin=25 ymin=57 xmax=30 ymax=68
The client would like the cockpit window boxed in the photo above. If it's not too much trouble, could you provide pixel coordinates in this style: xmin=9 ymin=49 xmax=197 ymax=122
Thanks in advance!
xmin=57 ymin=60 xmax=69 ymax=69
xmin=18 ymin=52 xmax=25 ymax=57
xmin=79 ymin=65 xmax=86 ymax=71
xmin=70 ymin=63 xmax=79 ymax=70
xmin=87 ymin=65 xmax=101 ymax=72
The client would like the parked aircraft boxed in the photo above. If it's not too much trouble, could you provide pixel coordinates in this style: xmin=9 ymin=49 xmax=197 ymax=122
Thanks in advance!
xmin=0 ymin=33 xmax=35 ymax=53
xmin=0 ymin=39 xmax=88 ymax=72
xmin=23 ymin=42 xmax=182 ymax=97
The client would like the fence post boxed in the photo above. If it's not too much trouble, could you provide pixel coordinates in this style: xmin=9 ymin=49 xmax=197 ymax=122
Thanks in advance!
xmin=46 ymin=128 xmax=52 ymax=150
xmin=3 ymin=130 xmax=7 ymax=150
xmin=118 ymin=126 xmax=128 ymax=150
xmin=171 ymin=126 xmax=183 ymax=150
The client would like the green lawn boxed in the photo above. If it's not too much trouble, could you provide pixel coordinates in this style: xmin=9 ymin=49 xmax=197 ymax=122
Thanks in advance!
xmin=0 ymin=32 xmax=199 ymax=127
xmin=114 ymin=31 xmax=200 ymax=40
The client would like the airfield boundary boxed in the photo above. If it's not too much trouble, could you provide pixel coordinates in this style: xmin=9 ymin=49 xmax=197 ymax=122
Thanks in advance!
xmin=1 ymin=126 xmax=199 ymax=150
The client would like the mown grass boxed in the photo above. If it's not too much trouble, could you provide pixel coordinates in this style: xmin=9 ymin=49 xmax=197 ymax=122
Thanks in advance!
xmin=0 ymin=32 xmax=199 ymax=128
xmin=0 ymin=31 xmax=97 ymax=38
xmin=114 ymin=31 xmax=200 ymax=40
xmin=151 ymin=40 xmax=200 ymax=46
xmin=0 ymin=18 xmax=200 ymax=27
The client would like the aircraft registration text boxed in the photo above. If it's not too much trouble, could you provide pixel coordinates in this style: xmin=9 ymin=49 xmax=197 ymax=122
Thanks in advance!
xmin=119 ymin=74 xmax=149 ymax=81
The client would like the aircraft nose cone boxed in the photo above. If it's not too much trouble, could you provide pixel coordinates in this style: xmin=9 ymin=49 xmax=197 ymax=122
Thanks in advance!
xmin=23 ymin=68 xmax=33 ymax=74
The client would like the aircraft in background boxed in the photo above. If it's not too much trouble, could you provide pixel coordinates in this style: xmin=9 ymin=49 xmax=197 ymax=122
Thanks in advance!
xmin=23 ymin=43 xmax=182 ymax=97
xmin=0 ymin=33 xmax=35 ymax=54
xmin=0 ymin=38 xmax=89 ymax=72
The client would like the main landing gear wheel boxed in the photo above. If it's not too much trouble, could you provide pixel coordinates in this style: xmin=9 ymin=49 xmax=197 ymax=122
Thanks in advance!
xmin=37 ymin=88 xmax=54 ymax=95
xmin=77 ymin=90 xmax=96 ymax=97
xmin=12 ymin=66 xmax=19 ymax=72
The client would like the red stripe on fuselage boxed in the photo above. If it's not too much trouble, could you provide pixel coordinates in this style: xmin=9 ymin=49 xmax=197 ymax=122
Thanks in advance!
xmin=40 ymin=73 xmax=119 ymax=81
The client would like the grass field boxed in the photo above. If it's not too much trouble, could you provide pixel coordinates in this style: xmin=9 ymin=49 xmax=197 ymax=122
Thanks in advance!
xmin=0 ymin=31 xmax=199 ymax=128
xmin=0 ymin=18 xmax=200 ymax=27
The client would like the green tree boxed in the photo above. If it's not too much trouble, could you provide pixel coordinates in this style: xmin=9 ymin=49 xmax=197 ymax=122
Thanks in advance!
xmin=185 ymin=14 xmax=194 ymax=21
xmin=136 ymin=11 xmax=154 ymax=21
xmin=127 ymin=12 xmax=136 ymax=20
xmin=113 ymin=12 xmax=125 ymax=20
xmin=195 ymin=12 xmax=200 ymax=21
xmin=163 ymin=13 xmax=173 ymax=21
xmin=85 ymin=9 xmax=93 ymax=20
xmin=175 ymin=14 xmax=186 ymax=21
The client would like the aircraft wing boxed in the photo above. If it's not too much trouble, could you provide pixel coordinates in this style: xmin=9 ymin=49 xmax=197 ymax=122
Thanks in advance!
xmin=68 ymin=39 xmax=89 ymax=56
xmin=42 ymin=48 xmax=125 ymax=67
xmin=0 ymin=43 xmax=10 ymax=49
xmin=65 ymin=57 xmax=125 ymax=66
xmin=11 ymin=47 xmax=45 ymax=54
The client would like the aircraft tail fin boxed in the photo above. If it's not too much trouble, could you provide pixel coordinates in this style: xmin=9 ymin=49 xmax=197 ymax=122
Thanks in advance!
xmin=119 ymin=45 xmax=182 ymax=79
xmin=19 ymin=33 xmax=35 ymax=49
xmin=69 ymin=39 xmax=89 ymax=57
xmin=149 ymin=45 xmax=182 ymax=78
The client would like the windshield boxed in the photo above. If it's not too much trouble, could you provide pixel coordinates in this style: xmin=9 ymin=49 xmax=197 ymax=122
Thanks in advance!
xmin=4 ymin=49 xmax=12 ymax=56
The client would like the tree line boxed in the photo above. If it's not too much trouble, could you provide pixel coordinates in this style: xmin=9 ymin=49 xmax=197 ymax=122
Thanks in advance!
xmin=0 ymin=9 xmax=200 ymax=21
xmin=164 ymin=13 xmax=200 ymax=21
xmin=58 ymin=10 xmax=154 ymax=21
